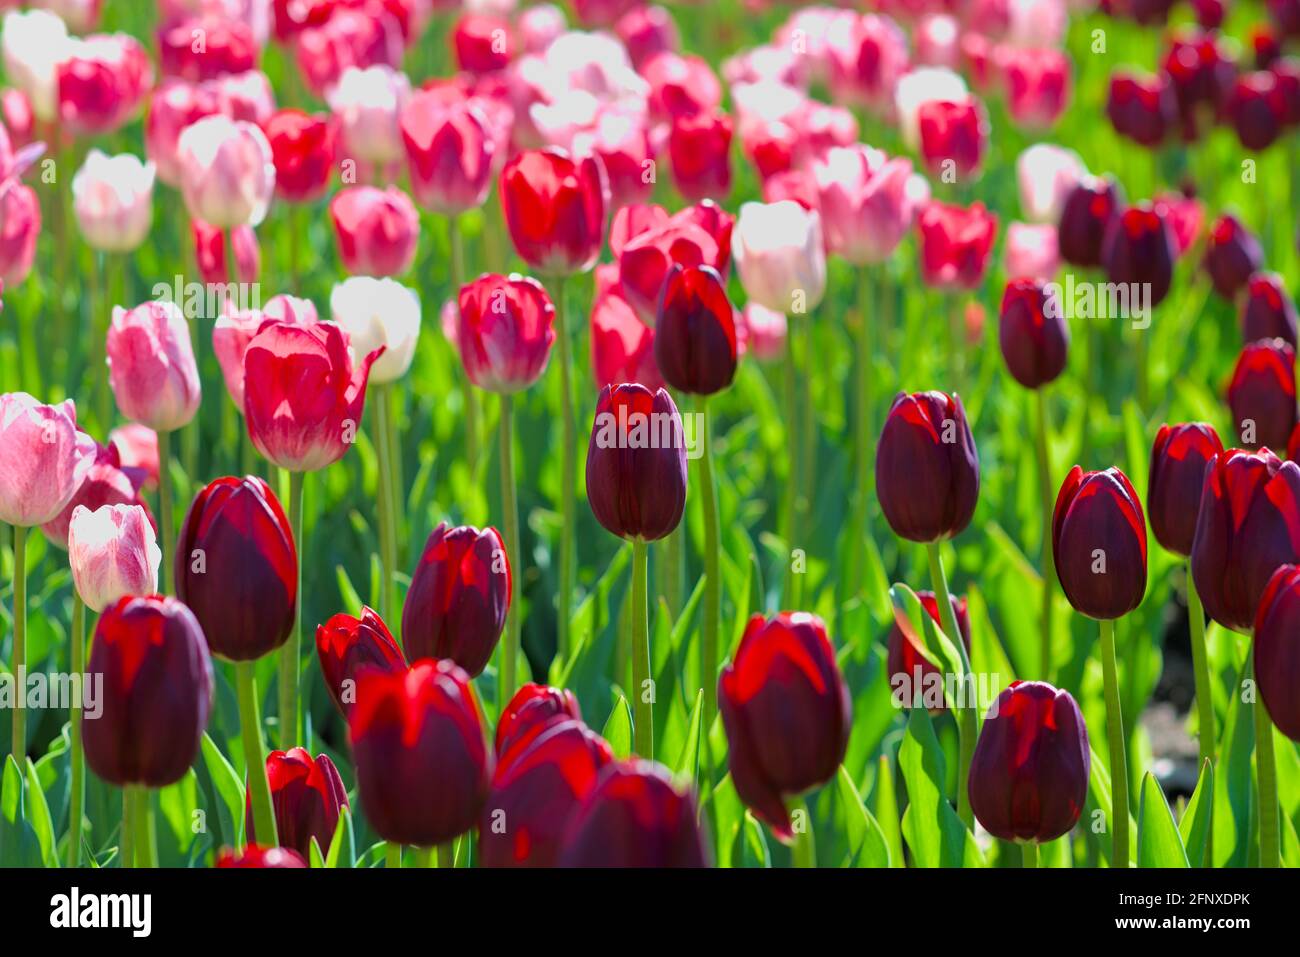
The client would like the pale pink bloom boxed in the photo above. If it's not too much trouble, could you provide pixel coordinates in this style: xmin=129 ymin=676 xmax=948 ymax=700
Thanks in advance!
xmin=915 ymin=15 xmax=960 ymax=68
xmin=1005 ymin=0 xmax=1067 ymax=48
xmin=0 ymin=179 xmax=41 ymax=286
xmin=1016 ymin=143 xmax=1085 ymax=223
xmin=145 ymin=79 xmax=224 ymax=187
xmin=328 ymin=64 xmax=411 ymax=167
xmin=740 ymin=303 xmax=787 ymax=362
xmin=722 ymin=44 xmax=809 ymax=89
xmin=1 ymin=9 xmax=73 ymax=122
xmin=813 ymin=145 xmax=917 ymax=265
xmin=895 ymin=67 xmax=968 ymax=149
xmin=209 ymin=70 xmax=276 ymax=126
xmin=41 ymin=440 xmax=150 ymax=548
xmin=1004 ymin=221 xmax=1061 ymax=280
xmin=733 ymin=201 xmax=827 ymax=314
xmin=176 ymin=113 xmax=275 ymax=228
xmin=826 ymin=13 xmax=911 ymax=113
xmin=67 ymin=503 xmax=160 ymax=612
xmin=34 ymin=0 xmax=103 ymax=34
xmin=0 ymin=392 xmax=96 ymax=527
xmin=213 ymin=293 xmax=318 ymax=412
xmin=107 ymin=301 xmax=202 ymax=432
xmin=518 ymin=3 xmax=567 ymax=53
xmin=108 ymin=423 xmax=159 ymax=489
xmin=72 ymin=149 xmax=155 ymax=253
xmin=330 ymin=277 xmax=421 ymax=384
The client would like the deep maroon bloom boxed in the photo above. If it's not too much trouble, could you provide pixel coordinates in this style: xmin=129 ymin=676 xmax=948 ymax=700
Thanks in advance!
xmin=718 ymin=612 xmax=850 ymax=840
xmin=215 ymin=845 xmax=307 ymax=868
xmin=1242 ymin=273 xmax=1298 ymax=347
xmin=499 ymin=149 xmax=608 ymax=277
xmin=1204 ymin=215 xmax=1264 ymax=301
xmin=998 ymin=279 xmax=1069 ymax=389
xmin=1101 ymin=203 xmax=1176 ymax=308
xmin=875 ymin=391 xmax=980 ymax=543
xmin=653 ymin=264 xmax=737 ymax=396
xmin=174 ymin=476 xmax=297 ymax=662
xmin=1106 ymin=70 xmax=1177 ymax=147
xmin=495 ymin=683 xmax=583 ymax=756
xmin=1057 ymin=175 xmax=1124 ymax=268
xmin=557 ymin=760 xmax=709 ymax=867
xmin=83 ymin=596 xmax=213 ymax=788
xmin=315 ymin=606 xmax=406 ymax=718
xmin=1190 ymin=448 xmax=1300 ymax=631
xmin=402 ymin=522 xmax=510 ymax=678
xmin=1052 ymin=466 xmax=1148 ymax=620
xmin=968 ymin=680 xmax=1091 ymax=843
xmin=1227 ymin=339 xmax=1297 ymax=452
xmin=586 ymin=383 xmax=688 ymax=542
xmin=350 ymin=660 xmax=492 ymax=847
xmin=1253 ymin=565 xmax=1300 ymax=740
xmin=480 ymin=719 xmax=614 ymax=867
xmin=1226 ymin=72 xmax=1287 ymax=151
xmin=246 ymin=748 xmax=349 ymax=858
xmin=1273 ymin=0 xmax=1300 ymax=36
xmin=1148 ymin=423 xmax=1225 ymax=556
xmin=887 ymin=591 xmax=971 ymax=713
xmin=1160 ymin=30 xmax=1238 ymax=142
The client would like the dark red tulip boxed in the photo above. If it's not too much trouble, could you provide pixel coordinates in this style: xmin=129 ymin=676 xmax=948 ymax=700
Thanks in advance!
xmin=350 ymin=659 xmax=492 ymax=847
xmin=245 ymin=748 xmax=349 ymax=859
xmin=916 ymin=201 xmax=998 ymax=292
xmin=1204 ymin=215 xmax=1264 ymax=301
xmin=653 ymin=264 xmax=737 ymax=396
xmin=1227 ymin=339 xmax=1297 ymax=452
xmin=496 ymin=683 xmax=582 ymax=756
xmin=557 ymin=760 xmax=709 ymax=867
xmin=175 ymin=476 xmax=297 ymax=662
xmin=499 ymin=149 xmax=608 ymax=277
xmin=916 ymin=97 xmax=988 ymax=180
xmin=1160 ymin=30 xmax=1238 ymax=142
xmin=83 ymin=595 xmax=213 ymax=788
xmin=1226 ymin=72 xmax=1287 ymax=150
xmin=718 ymin=612 xmax=850 ymax=840
xmin=1271 ymin=57 xmax=1300 ymax=125
xmin=1129 ymin=0 xmax=1174 ymax=24
xmin=315 ymin=606 xmax=406 ymax=718
xmin=402 ymin=522 xmax=510 ymax=678
xmin=1254 ymin=25 xmax=1283 ymax=70
xmin=1148 ymin=423 xmax=1225 ymax=556
xmin=586 ymin=383 xmax=688 ymax=542
xmin=875 ymin=391 xmax=980 ymax=543
xmin=1242 ymin=273 xmax=1298 ymax=347
xmin=1057 ymin=175 xmax=1124 ymax=268
xmin=1190 ymin=448 xmax=1300 ymax=630
xmin=1253 ymin=564 xmax=1300 ymax=740
xmin=159 ymin=17 xmax=257 ymax=83
xmin=1052 ymin=466 xmax=1148 ymax=620
xmin=480 ymin=719 xmax=614 ymax=867
xmin=1101 ymin=202 xmax=1176 ymax=308
xmin=215 ymin=845 xmax=307 ymax=868
xmin=998 ymin=278 xmax=1069 ymax=390
xmin=1193 ymin=0 xmax=1226 ymax=28
xmin=1273 ymin=0 xmax=1300 ymax=36
xmin=1106 ymin=70 xmax=1177 ymax=147
xmin=887 ymin=591 xmax=972 ymax=712
xmin=263 ymin=109 xmax=337 ymax=204
xmin=968 ymin=680 xmax=1090 ymax=843
xmin=668 ymin=111 xmax=733 ymax=203
xmin=616 ymin=210 xmax=724 ymax=322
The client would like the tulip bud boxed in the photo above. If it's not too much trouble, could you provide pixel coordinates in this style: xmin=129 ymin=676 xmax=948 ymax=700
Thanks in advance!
xmin=402 ymin=522 xmax=511 ymax=677
xmin=400 ymin=92 xmax=495 ymax=214
xmin=1001 ymin=47 xmax=1072 ymax=131
xmin=1226 ymin=72 xmax=1286 ymax=151
xmin=327 ymin=64 xmax=410 ymax=167
xmin=245 ymin=748 xmax=349 ymax=859
xmin=586 ymin=383 xmax=688 ymax=542
xmin=557 ymin=760 xmax=709 ymax=867
xmin=453 ymin=14 xmax=514 ymax=74
xmin=480 ymin=719 xmax=614 ymax=867
xmin=1101 ymin=202 xmax=1176 ymax=309
xmin=998 ymin=278 xmax=1069 ymax=389
xmin=1106 ymin=70 xmax=1176 ymax=147
xmin=1057 ymin=175 xmax=1123 ymax=268
xmin=653 ymin=264 xmax=737 ymax=396
xmin=917 ymin=201 xmax=998 ymax=291
xmin=1242 ymin=273 xmax=1298 ymax=348
xmin=263 ymin=109 xmax=336 ymax=204
xmin=1016 ymin=143 xmax=1085 ymax=225
xmin=316 ymin=606 xmax=406 ymax=718
xmin=887 ymin=590 xmax=971 ymax=712
xmin=668 ymin=110 xmax=732 ymax=203
xmin=1203 ymin=215 xmax=1264 ymax=301
xmin=330 ymin=276 xmax=422 ymax=384
xmin=84 ymin=595 xmax=213 ymax=788
xmin=968 ymin=680 xmax=1090 ymax=842
xmin=350 ymin=660 xmax=492 ymax=847
xmin=496 ymin=682 xmax=583 ymax=755
xmin=57 ymin=33 xmax=152 ymax=137
xmin=917 ymin=96 xmax=988 ymax=180
xmin=71 ymin=149 xmax=155 ymax=254
xmin=812 ymin=147 xmax=917 ymax=265
xmin=1228 ymin=339 xmax=1297 ymax=452
xmin=499 ymin=148 xmax=607 ymax=277
xmin=875 ymin=391 xmax=980 ymax=543
xmin=1052 ymin=466 xmax=1147 ymax=620
xmin=213 ymin=295 xmax=318 ymax=413
xmin=617 ymin=215 xmax=722 ymax=323
xmin=215 ymin=845 xmax=307 ymax=868
xmin=1148 ymin=423 xmax=1225 ymax=556
xmin=1253 ymin=564 xmax=1300 ymax=740
xmin=176 ymin=114 xmax=276 ymax=229
xmin=0 ymin=179 xmax=40 ymax=287
xmin=106 ymin=301 xmax=202 ymax=433
xmin=719 ymin=612 xmax=851 ymax=839
xmin=193 ymin=220 xmax=261 ymax=286
xmin=732 ymin=200 xmax=827 ymax=314
xmin=67 ymin=504 xmax=160 ymax=613
xmin=590 ymin=282 xmax=663 ymax=390
xmin=0 ymin=393 xmax=97 ymax=527
xmin=455 ymin=273 xmax=556 ymax=393
xmin=329 ymin=185 xmax=420 ymax=278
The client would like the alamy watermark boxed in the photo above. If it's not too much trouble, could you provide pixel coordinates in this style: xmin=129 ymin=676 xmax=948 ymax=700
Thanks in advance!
xmin=0 ymin=669 xmax=102 ymax=719
xmin=592 ymin=406 xmax=705 ymax=459
xmin=1044 ymin=275 xmax=1153 ymax=330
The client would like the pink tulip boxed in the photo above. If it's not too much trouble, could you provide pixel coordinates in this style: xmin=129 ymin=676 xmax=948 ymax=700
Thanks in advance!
xmin=399 ymin=91 xmax=496 ymax=214
xmin=616 ymin=4 xmax=679 ymax=70
xmin=915 ymin=15 xmax=960 ymax=68
xmin=72 ymin=149 xmax=155 ymax=253
xmin=214 ymin=294 xmax=318 ymax=412
xmin=294 ymin=8 xmax=404 ymax=100
xmin=1 ymin=90 xmax=36 ymax=150
xmin=2 ymin=10 xmax=73 ymax=123
xmin=1016 ymin=143 xmax=1085 ymax=223
xmin=740 ymin=303 xmax=788 ymax=362
xmin=176 ymin=113 xmax=276 ymax=229
xmin=106 ymin=301 xmax=202 ymax=432
xmin=1005 ymin=0 xmax=1068 ymax=47
xmin=194 ymin=220 xmax=261 ymax=284
xmin=895 ymin=67 xmax=969 ymax=150
xmin=243 ymin=320 xmax=383 ymax=473
xmin=145 ymin=79 xmax=224 ymax=187
xmin=208 ymin=70 xmax=276 ymax=126
xmin=41 ymin=440 xmax=152 ymax=549
xmin=999 ymin=46 xmax=1071 ymax=130
xmin=643 ymin=50 xmax=722 ymax=121
xmin=329 ymin=185 xmax=419 ymax=277
xmin=917 ymin=200 xmax=999 ymax=291
xmin=456 ymin=273 xmax=556 ymax=393
xmin=328 ymin=64 xmax=410 ymax=169
xmin=0 ymin=179 xmax=40 ymax=286
xmin=56 ymin=33 xmax=152 ymax=136
xmin=519 ymin=4 xmax=567 ymax=54
xmin=590 ymin=278 xmax=663 ymax=391
xmin=108 ymin=423 xmax=159 ymax=490
xmin=0 ymin=393 xmax=97 ymax=527
xmin=66 ymin=503 xmax=160 ymax=613
xmin=571 ymin=108 xmax=654 ymax=211
xmin=732 ymin=200 xmax=827 ymax=314
xmin=617 ymin=215 xmax=722 ymax=323
xmin=826 ymin=13 xmax=911 ymax=112
xmin=1004 ymin=221 xmax=1061 ymax=280
xmin=814 ymin=146 xmax=918 ymax=265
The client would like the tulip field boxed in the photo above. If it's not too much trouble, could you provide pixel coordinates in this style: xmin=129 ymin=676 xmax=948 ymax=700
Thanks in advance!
xmin=2 ymin=0 xmax=1300 ymax=889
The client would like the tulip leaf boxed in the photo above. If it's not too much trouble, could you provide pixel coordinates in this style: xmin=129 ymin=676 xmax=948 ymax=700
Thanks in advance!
xmin=734 ymin=812 xmax=771 ymax=869
xmin=334 ymin=564 xmax=364 ymax=618
xmin=889 ymin=583 xmax=967 ymax=711
xmin=898 ymin=709 xmax=985 ymax=868
xmin=200 ymin=732 xmax=246 ymax=849
xmin=835 ymin=765 xmax=890 ymax=867
xmin=874 ymin=754 xmax=905 ymax=868
xmin=674 ymin=689 xmax=703 ymax=793
xmin=309 ymin=838 xmax=326 ymax=868
xmin=1086 ymin=745 xmax=1136 ymax=867
xmin=1178 ymin=759 xmax=1214 ymax=867
xmin=1213 ymin=655 xmax=1256 ymax=867
xmin=602 ymin=694 xmax=634 ymax=760
xmin=326 ymin=806 xmax=355 ymax=869
xmin=0 ymin=755 xmax=43 ymax=868
xmin=23 ymin=758 xmax=57 ymax=868
xmin=1137 ymin=772 xmax=1189 ymax=867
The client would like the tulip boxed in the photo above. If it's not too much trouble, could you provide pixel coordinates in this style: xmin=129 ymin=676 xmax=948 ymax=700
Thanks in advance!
xmin=1226 ymin=72 xmax=1286 ymax=151
xmin=315 ymin=606 xmax=406 ymax=719
xmin=887 ymin=590 xmax=972 ymax=712
xmin=896 ymin=67 xmax=969 ymax=151
xmin=520 ymin=4 xmax=568 ymax=54
xmin=0 ymin=179 xmax=41 ymax=287
xmin=1228 ymin=339 xmax=1297 ymax=452
xmin=1000 ymin=47 xmax=1071 ymax=130
xmin=215 ymin=845 xmax=306 ymax=868
xmin=455 ymin=273 xmax=556 ymax=393
xmin=496 ymin=683 xmax=583 ymax=755
xmin=499 ymin=148 xmax=607 ymax=277
xmin=1242 ymin=273 xmax=1298 ymax=347
xmin=1106 ymin=70 xmax=1176 ymax=147
xmin=916 ymin=200 xmax=998 ymax=292
xmin=1057 ymin=175 xmax=1123 ymax=268
xmin=740 ymin=303 xmax=787 ymax=362
xmin=159 ymin=15 xmax=256 ymax=82
xmin=210 ymin=70 xmax=276 ymax=127
xmin=480 ymin=719 xmax=614 ymax=867
xmin=65 ymin=503 xmax=159 ymax=614
xmin=350 ymin=660 xmax=492 ymax=849
xmin=667 ymin=111 xmax=732 ymax=203
xmin=998 ymin=279 xmax=1068 ymax=390
xmin=194 ymin=220 xmax=261 ymax=287
xmin=109 ymin=423 xmax=158 ymax=490
xmin=916 ymin=96 xmax=988 ymax=180
xmin=213 ymin=294 xmax=318 ymax=413
xmin=263 ymin=109 xmax=336 ymax=204
xmin=570 ymin=108 xmax=655 ymax=211
xmin=56 ymin=33 xmax=152 ymax=136
xmin=732 ymin=200 xmax=826 ymax=315
xmin=653 ymin=265 xmax=737 ymax=397
xmin=41 ymin=440 xmax=151 ymax=550
xmin=557 ymin=760 xmax=708 ymax=867
xmin=1016 ymin=144 xmax=1085 ymax=225
xmin=826 ymin=13 xmax=910 ymax=112
xmin=245 ymin=749 xmax=348 ymax=859
xmin=329 ymin=185 xmax=420 ymax=277
xmin=1101 ymin=202 xmax=1175 ymax=311
xmin=1252 ymin=563 xmax=1297 ymax=866
xmin=106 ymin=298 xmax=201 ymax=431
xmin=968 ymin=681 xmax=1090 ymax=854
xmin=1161 ymin=31 xmax=1237 ymax=142
xmin=2 ymin=10 xmax=72 ymax=123
xmin=71 ymin=150 xmax=155 ymax=253
xmin=616 ymin=5 xmax=677 ymax=69
xmin=1154 ymin=190 xmax=1206 ymax=259
xmin=145 ymin=80 xmax=224 ymax=187
xmin=327 ymin=64 xmax=410 ymax=170
xmin=590 ymin=281 xmax=662 ymax=390
xmin=616 ymin=214 xmax=724 ymax=323
xmin=718 ymin=612 xmax=850 ymax=849
xmin=330 ymin=276 xmax=421 ymax=383
xmin=1203 ymin=215 xmax=1264 ymax=302
xmin=0 ymin=393 xmax=97 ymax=529
xmin=1004 ymin=222 xmax=1060 ymax=282
xmin=453 ymin=13 xmax=514 ymax=74
xmin=400 ymin=92 xmax=495 ymax=214
xmin=176 ymin=114 xmax=276 ymax=230
xmin=813 ymin=147 xmax=917 ymax=266
xmin=293 ymin=7 xmax=405 ymax=99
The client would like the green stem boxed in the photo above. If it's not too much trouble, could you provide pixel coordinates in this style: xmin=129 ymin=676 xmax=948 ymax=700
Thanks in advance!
xmin=67 ymin=596 xmax=85 ymax=867
xmin=1021 ymin=841 xmax=1038 ymax=868
xmin=132 ymin=788 xmax=157 ymax=868
xmin=552 ymin=276 xmax=575 ymax=662
xmin=631 ymin=539 xmax=652 ymax=759
xmin=498 ymin=393 xmax=521 ymax=708
xmin=854 ymin=269 xmax=873 ymax=603
xmin=236 ymin=660 xmax=279 ymax=849
xmin=659 ymin=528 xmax=683 ymax=618
xmin=158 ymin=430 xmax=174 ymax=594
xmin=449 ymin=215 xmax=479 ymax=479
xmin=385 ymin=843 xmax=401 ymax=869
xmin=1135 ymin=320 xmax=1149 ymax=412
xmin=1254 ymin=652 xmax=1281 ymax=868
xmin=387 ymin=384 xmax=405 ymax=569
xmin=10 ymin=524 xmax=25 ymax=760
xmin=787 ymin=798 xmax=815 ymax=868
xmin=1034 ymin=389 xmax=1056 ymax=678
xmin=373 ymin=384 xmax=397 ymax=621
xmin=1186 ymin=565 xmax=1215 ymax=770
xmin=1099 ymin=617 xmax=1130 ymax=867
xmin=697 ymin=397 xmax=720 ymax=738
xmin=781 ymin=328 xmax=799 ymax=604
xmin=280 ymin=470 xmax=305 ymax=750
xmin=120 ymin=787 xmax=133 ymax=868
xmin=925 ymin=540 xmax=975 ymax=827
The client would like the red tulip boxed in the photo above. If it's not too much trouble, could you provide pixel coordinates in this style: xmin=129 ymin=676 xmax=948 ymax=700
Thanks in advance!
xmin=1053 ymin=466 xmax=1148 ymax=620
xmin=1057 ymin=175 xmax=1123 ymax=268
xmin=1101 ymin=203 xmax=1176 ymax=308
xmin=1203 ymin=214 xmax=1264 ymax=301
xmin=1228 ymin=339 xmax=1297 ymax=452
xmin=315 ymin=606 xmax=406 ymax=718
xmin=329 ymin=185 xmax=419 ymax=277
xmin=1242 ymin=272 xmax=1298 ymax=347
xmin=616 ymin=5 xmax=679 ymax=70
xmin=294 ymin=8 xmax=404 ymax=99
xmin=159 ymin=17 xmax=257 ymax=83
xmin=917 ymin=97 xmax=988 ymax=180
xmin=1147 ymin=423 xmax=1225 ymax=557
xmin=215 ymin=845 xmax=307 ymax=868
xmin=668 ymin=111 xmax=732 ymax=203
xmin=1226 ymin=71 xmax=1287 ymax=151
xmin=917 ymin=201 xmax=998 ymax=292
xmin=263 ymin=109 xmax=336 ymax=204
xmin=455 ymin=273 xmax=556 ymax=394
xmin=998 ymin=278 xmax=1069 ymax=389
xmin=400 ymin=91 xmax=495 ymax=215
xmin=653 ymin=264 xmax=737 ymax=396
xmin=495 ymin=683 xmax=583 ymax=756
xmin=245 ymin=748 xmax=349 ymax=858
xmin=499 ymin=149 xmax=607 ymax=277
xmin=1253 ymin=565 xmax=1300 ymax=740
xmin=590 ymin=277 xmax=664 ymax=391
